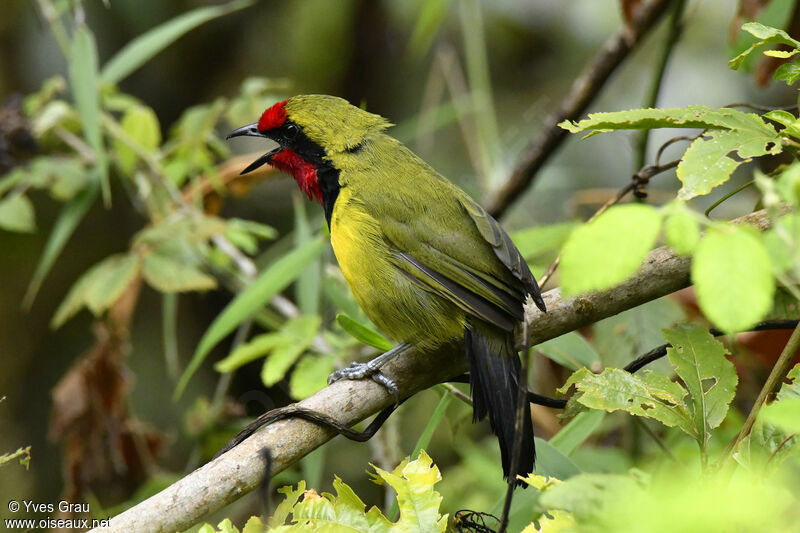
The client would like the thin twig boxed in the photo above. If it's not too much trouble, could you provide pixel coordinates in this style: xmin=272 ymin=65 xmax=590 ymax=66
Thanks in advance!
xmin=486 ymin=0 xmax=673 ymax=218
xmin=723 ymin=321 xmax=800 ymax=463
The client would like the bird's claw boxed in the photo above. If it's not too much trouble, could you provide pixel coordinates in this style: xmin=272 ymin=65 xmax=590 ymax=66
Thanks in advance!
xmin=328 ymin=362 xmax=399 ymax=402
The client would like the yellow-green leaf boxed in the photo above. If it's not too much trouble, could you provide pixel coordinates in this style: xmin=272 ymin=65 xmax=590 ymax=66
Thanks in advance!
xmin=142 ymin=252 xmax=216 ymax=293
xmin=0 ymin=195 xmax=35 ymax=233
xmin=560 ymin=204 xmax=662 ymax=295
xmin=692 ymin=226 xmax=775 ymax=332
xmin=114 ymin=105 xmax=161 ymax=174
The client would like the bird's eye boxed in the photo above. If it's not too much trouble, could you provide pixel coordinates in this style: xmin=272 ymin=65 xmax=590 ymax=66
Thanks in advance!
xmin=284 ymin=123 xmax=299 ymax=141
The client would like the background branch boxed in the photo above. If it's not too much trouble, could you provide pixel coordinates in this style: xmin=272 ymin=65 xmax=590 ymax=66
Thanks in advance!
xmin=89 ymin=207 xmax=777 ymax=533
xmin=486 ymin=0 xmax=673 ymax=218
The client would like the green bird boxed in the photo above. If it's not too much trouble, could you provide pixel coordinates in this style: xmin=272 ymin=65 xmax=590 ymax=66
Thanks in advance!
xmin=228 ymin=95 xmax=546 ymax=483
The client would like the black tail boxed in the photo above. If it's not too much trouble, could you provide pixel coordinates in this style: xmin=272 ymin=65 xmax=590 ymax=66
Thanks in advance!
xmin=465 ymin=320 xmax=535 ymax=486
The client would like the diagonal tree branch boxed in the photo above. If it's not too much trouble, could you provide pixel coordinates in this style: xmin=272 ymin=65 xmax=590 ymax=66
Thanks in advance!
xmin=486 ymin=0 xmax=673 ymax=218
xmin=90 ymin=208 xmax=776 ymax=533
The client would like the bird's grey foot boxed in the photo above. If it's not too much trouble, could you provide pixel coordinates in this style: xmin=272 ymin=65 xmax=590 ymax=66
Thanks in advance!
xmin=328 ymin=361 xmax=399 ymax=397
xmin=327 ymin=343 xmax=414 ymax=399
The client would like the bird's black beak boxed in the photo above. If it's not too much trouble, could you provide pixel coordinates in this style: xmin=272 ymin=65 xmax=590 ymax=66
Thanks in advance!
xmin=227 ymin=122 xmax=281 ymax=175
xmin=226 ymin=122 xmax=265 ymax=140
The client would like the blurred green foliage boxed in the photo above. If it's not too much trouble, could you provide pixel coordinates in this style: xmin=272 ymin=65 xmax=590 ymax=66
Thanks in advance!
xmin=4 ymin=1 xmax=800 ymax=533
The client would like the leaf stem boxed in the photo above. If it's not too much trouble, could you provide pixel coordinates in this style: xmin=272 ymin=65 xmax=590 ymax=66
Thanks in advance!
xmin=723 ymin=320 xmax=800 ymax=463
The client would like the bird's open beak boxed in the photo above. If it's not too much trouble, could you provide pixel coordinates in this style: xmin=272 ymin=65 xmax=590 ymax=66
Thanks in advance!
xmin=227 ymin=122 xmax=281 ymax=175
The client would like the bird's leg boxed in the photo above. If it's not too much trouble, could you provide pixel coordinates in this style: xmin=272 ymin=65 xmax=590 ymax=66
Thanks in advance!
xmin=327 ymin=343 xmax=414 ymax=397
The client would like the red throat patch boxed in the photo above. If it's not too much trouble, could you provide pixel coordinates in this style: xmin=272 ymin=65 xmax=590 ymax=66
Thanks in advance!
xmin=258 ymin=100 xmax=288 ymax=132
xmin=269 ymin=149 xmax=323 ymax=204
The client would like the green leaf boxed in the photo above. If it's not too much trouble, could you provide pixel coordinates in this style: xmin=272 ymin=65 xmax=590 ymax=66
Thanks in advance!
xmin=214 ymin=332 xmax=283 ymax=373
xmin=412 ymin=391 xmax=453 ymax=461
xmin=69 ymin=27 xmax=109 ymax=205
xmin=549 ymin=410 xmax=605 ymax=456
xmin=227 ymin=218 xmax=277 ymax=240
xmin=560 ymin=105 xmax=776 ymax=134
xmin=51 ymin=253 xmax=140 ymax=327
xmin=729 ymin=22 xmax=800 ymax=70
xmin=294 ymin=194 xmax=320 ymax=316
xmin=663 ymin=324 xmax=738 ymax=447
xmin=775 ymin=63 xmax=800 ymax=85
xmin=534 ymin=437 xmax=582 ymax=480
xmin=371 ymin=450 xmax=448 ymax=532
xmin=83 ymin=254 xmax=140 ymax=315
xmin=175 ymin=238 xmax=325 ymax=399
xmin=560 ymin=204 xmax=662 ymax=295
xmin=559 ymin=368 xmax=696 ymax=437
xmin=760 ymin=398 xmax=800 ymax=433
xmin=510 ymin=221 xmax=578 ymax=261
xmin=664 ymin=205 xmax=700 ymax=255
xmin=537 ymin=332 xmax=600 ymax=371
xmin=0 ymin=195 xmax=36 ymax=233
xmin=25 ymin=182 xmax=99 ymax=308
xmin=406 ymin=0 xmax=453 ymax=59
xmin=113 ymin=105 xmax=161 ymax=174
xmin=777 ymin=363 xmax=800 ymax=401
xmin=100 ymin=0 xmax=255 ymax=85
xmin=676 ymin=128 xmax=780 ymax=200
xmin=289 ymin=354 xmax=336 ymax=400
xmin=336 ymin=313 xmax=393 ymax=351
xmin=691 ymin=226 xmax=775 ymax=332
xmin=269 ymin=481 xmax=305 ymax=528
xmin=261 ymin=316 xmax=320 ymax=387
xmin=142 ymin=252 xmax=217 ymax=293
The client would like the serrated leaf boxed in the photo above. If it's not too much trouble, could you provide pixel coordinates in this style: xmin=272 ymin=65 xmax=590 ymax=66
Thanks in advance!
xmin=289 ymin=354 xmax=336 ymax=400
xmin=336 ymin=313 xmax=393 ymax=351
xmin=560 ymin=105 xmax=777 ymax=134
xmin=663 ymin=324 xmax=738 ymax=447
xmin=664 ymin=206 xmax=700 ymax=255
xmin=142 ymin=252 xmax=216 ymax=293
xmin=593 ymin=297 xmax=685 ymax=369
xmin=114 ymin=105 xmax=161 ymax=174
xmin=0 ymin=195 xmax=35 ymax=233
xmin=677 ymin=128 xmax=780 ymax=200
xmin=559 ymin=368 xmax=695 ymax=436
xmin=537 ymin=332 xmax=600 ymax=371
xmin=775 ymin=63 xmax=800 ymax=85
xmin=101 ymin=0 xmax=255 ymax=85
xmin=69 ymin=27 xmax=109 ymax=204
xmin=372 ymin=450 xmax=448 ymax=532
xmin=176 ymin=238 xmax=325 ymax=399
xmin=691 ymin=226 xmax=775 ymax=332
xmin=560 ymin=204 xmax=662 ymax=295
xmin=270 ymin=482 xmax=306 ymax=528
xmin=728 ymin=22 xmax=800 ymax=70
